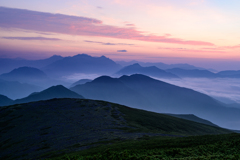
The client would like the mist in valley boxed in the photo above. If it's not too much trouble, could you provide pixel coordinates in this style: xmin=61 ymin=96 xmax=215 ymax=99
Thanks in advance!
xmin=156 ymin=77 xmax=240 ymax=106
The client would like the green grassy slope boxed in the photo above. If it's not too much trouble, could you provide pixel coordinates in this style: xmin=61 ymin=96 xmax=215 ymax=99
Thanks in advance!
xmin=55 ymin=133 xmax=240 ymax=160
xmin=116 ymin=105 xmax=231 ymax=135
xmin=0 ymin=98 xmax=232 ymax=160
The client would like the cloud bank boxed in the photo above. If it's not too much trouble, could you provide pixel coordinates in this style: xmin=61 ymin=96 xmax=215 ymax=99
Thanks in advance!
xmin=0 ymin=7 xmax=214 ymax=46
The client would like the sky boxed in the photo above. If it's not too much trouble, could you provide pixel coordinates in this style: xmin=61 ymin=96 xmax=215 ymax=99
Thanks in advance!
xmin=0 ymin=0 xmax=240 ymax=70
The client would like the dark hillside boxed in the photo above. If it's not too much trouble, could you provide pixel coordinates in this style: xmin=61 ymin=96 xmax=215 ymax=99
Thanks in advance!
xmin=0 ymin=98 xmax=231 ymax=159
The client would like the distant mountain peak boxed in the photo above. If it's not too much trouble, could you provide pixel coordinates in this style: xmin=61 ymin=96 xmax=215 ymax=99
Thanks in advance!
xmin=100 ymin=55 xmax=107 ymax=58
xmin=132 ymin=63 xmax=141 ymax=66
xmin=13 ymin=85 xmax=84 ymax=105
xmin=43 ymin=54 xmax=121 ymax=76
xmin=73 ymin=54 xmax=91 ymax=58
xmin=48 ymin=55 xmax=63 ymax=59
xmin=116 ymin=63 xmax=179 ymax=79
xmin=92 ymin=76 xmax=118 ymax=83
xmin=0 ymin=66 xmax=48 ymax=78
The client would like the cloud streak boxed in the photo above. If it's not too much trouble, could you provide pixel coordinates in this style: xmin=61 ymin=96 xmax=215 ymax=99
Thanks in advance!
xmin=159 ymin=47 xmax=226 ymax=53
xmin=0 ymin=7 xmax=214 ymax=46
xmin=84 ymin=40 xmax=134 ymax=46
xmin=117 ymin=50 xmax=127 ymax=52
xmin=2 ymin=36 xmax=61 ymax=41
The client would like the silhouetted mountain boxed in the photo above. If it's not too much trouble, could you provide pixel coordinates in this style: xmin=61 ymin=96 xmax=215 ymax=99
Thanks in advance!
xmin=142 ymin=62 xmax=206 ymax=70
xmin=71 ymin=74 xmax=240 ymax=129
xmin=43 ymin=54 xmax=121 ymax=77
xmin=0 ymin=55 xmax=63 ymax=74
xmin=166 ymin=68 xmax=217 ymax=78
xmin=0 ymin=66 xmax=49 ymax=82
xmin=217 ymin=70 xmax=240 ymax=78
xmin=0 ymin=79 xmax=42 ymax=99
xmin=14 ymin=85 xmax=83 ymax=104
xmin=70 ymin=76 xmax=153 ymax=110
xmin=116 ymin=60 xmax=205 ymax=70
xmin=115 ymin=63 xmax=179 ymax=78
xmin=0 ymin=94 xmax=13 ymax=106
xmin=0 ymin=98 xmax=231 ymax=159
xmin=70 ymin=79 xmax=92 ymax=88
xmin=226 ymin=103 xmax=240 ymax=109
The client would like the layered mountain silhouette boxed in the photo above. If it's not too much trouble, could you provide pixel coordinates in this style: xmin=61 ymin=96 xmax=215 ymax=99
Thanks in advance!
xmin=14 ymin=85 xmax=83 ymax=104
xmin=0 ymin=98 xmax=231 ymax=159
xmin=0 ymin=55 xmax=63 ymax=74
xmin=70 ymin=79 xmax=92 ymax=88
xmin=0 ymin=66 xmax=49 ymax=83
xmin=71 ymin=74 xmax=240 ymax=129
xmin=115 ymin=63 xmax=179 ymax=78
xmin=0 ymin=94 xmax=13 ymax=106
xmin=0 ymin=79 xmax=42 ymax=99
xmin=71 ymin=76 xmax=152 ymax=109
xmin=43 ymin=54 xmax=121 ymax=77
xmin=216 ymin=70 xmax=240 ymax=78
xmin=166 ymin=68 xmax=217 ymax=78
xmin=116 ymin=61 xmax=205 ymax=70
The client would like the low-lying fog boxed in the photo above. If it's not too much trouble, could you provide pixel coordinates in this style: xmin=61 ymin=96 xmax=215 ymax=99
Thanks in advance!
xmin=64 ymin=74 xmax=240 ymax=108
xmin=157 ymin=78 xmax=240 ymax=106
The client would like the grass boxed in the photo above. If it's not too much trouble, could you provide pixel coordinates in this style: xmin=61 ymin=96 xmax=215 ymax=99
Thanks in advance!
xmin=49 ymin=133 xmax=240 ymax=160
xmin=0 ymin=99 xmax=234 ymax=160
xmin=114 ymin=104 xmax=232 ymax=136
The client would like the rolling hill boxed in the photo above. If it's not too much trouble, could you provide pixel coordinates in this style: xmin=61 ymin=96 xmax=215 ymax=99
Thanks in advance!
xmin=0 ymin=98 xmax=231 ymax=159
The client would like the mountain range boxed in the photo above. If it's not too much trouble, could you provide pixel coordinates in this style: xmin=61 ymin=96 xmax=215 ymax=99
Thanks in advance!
xmin=43 ymin=54 xmax=121 ymax=77
xmin=115 ymin=63 xmax=179 ymax=78
xmin=1 ymin=85 xmax=84 ymax=106
xmin=166 ymin=68 xmax=217 ymax=78
xmin=0 ymin=79 xmax=42 ymax=99
xmin=0 ymin=66 xmax=49 ymax=83
xmin=116 ymin=60 xmax=206 ymax=70
xmin=0 ymin=55 xmax=63 ymax=74
xmin=71 ymin=74 xmax=240 ymax=129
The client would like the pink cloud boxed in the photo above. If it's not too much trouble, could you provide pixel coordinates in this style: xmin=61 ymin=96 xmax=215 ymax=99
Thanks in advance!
xmin=84 ymin=40 xmax=134 ymax=46
xmin=159 ymin=47 xmax=226 ymax=53
xmin=0 ymin=7 xmax=214 ymax=46
xmin=2 ymin=36 xmax=61 ymax=41
xmin=219 ymin=45 xmax=240 ymax=50
xmin=202 ymin=45 xmax=240 ymax=51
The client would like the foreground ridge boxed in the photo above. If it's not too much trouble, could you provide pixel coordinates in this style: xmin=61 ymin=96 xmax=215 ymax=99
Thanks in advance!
xmin=0 ymin=98 xmax=232 ymax=159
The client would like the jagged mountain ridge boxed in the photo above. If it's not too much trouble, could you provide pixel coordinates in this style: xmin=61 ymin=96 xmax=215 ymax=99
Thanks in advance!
xmin=43 ymin=54 xmax=121 ymax=77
